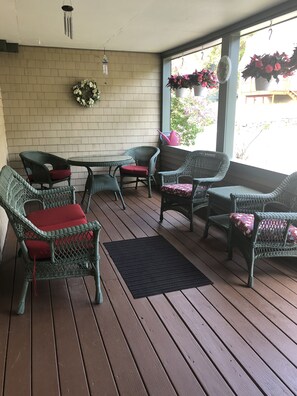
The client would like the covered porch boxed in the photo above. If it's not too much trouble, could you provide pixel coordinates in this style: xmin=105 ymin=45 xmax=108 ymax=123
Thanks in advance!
xmin=1 ymin=187 xmax=296 ymax=396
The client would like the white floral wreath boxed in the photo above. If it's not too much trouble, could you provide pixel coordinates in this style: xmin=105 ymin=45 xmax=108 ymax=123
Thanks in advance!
xmin=72 ymin=79 xmax=100 ymax=107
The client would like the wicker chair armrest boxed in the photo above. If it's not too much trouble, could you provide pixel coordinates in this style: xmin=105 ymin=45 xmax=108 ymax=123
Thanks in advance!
xmin=49 ymin=154 xmax=70 ymax=170
xmin=193 ymin=176 xmax=223 ymax=185
xmin=158 ymin=170 xmax=180 ymax=185
xmin=148 ymin=149 xmax=160 ymax=174
xmin=36 ymin=185 xmax=76 ymax=208
xmin=254 ymin=211 xmax=297 ymax=222
xmin=24 ymin=160 xmax=52 ymax=184
xmin=252 ymin=211 xmax=297 ymax=243
xmin=35 ymin=221 xmax=101 ymax=263
xmin=25 ymin=220 xmax=100 ymax=241
xmin=45 ymin=221 xmax=101 ymax=239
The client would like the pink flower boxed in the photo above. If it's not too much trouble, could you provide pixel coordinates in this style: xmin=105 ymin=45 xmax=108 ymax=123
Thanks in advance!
xmin=274 ymin=62 xmax=281 ymax=71
xmin=265 ymin=64 xmax=273 ymax=73
xmin=255 ymin=60 xmax=263 ymax=68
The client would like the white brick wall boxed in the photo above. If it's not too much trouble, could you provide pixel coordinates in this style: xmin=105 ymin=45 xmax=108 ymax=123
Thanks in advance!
xmin=0 ymin=46 xmax=161 ymax=191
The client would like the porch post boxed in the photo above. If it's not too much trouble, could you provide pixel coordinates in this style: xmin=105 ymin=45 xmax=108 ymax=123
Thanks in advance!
xmin=161 ymin=58 xmax=171 ymax=132
xmin=216 ymin=33 xmax=240 ymax=157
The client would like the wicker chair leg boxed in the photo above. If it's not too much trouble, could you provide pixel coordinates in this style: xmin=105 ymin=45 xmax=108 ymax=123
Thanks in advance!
xmin=95 ymin=282 xmax=103 ymax=304
xmin=160 ymin=197 xmax=165 ymax=222
xmin=248 ymin=275 xmax=254 ymax=288
xmin=17 ymin=280 xmax=29 ymax=315
xmin=189 ymin=206 xmax=194 ymax=231
xmin=203 ymin=220 xmax=209 ymax=238
xmin=227 ymin=226 xmax=233 ymax=259
xmin=247 ymin=256 xmax=255 ymax=288
xmin=148 ymin=176 xmax=152 ymax=198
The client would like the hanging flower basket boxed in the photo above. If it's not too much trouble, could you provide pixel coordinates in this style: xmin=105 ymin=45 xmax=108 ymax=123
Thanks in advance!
xmin=241 ymin=48 xmax=297 ymax=83
xmin=72 ymin=79 xmax=100 ymax=107
xmin=175 ymin=88 xmax=188 ymax=98
xmin=166 ymin=74 xmax=192 ymax=90
xmin=189 ymin=69 xmax=218 ymax=89
xmin=255 ymin=77 xmax=271 ymax=91
xmin=193 ymin=85 xmax=207 ymax=97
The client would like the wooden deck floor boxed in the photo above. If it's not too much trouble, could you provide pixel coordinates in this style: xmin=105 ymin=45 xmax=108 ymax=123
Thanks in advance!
xmin=1 ymin=187 xmax=297 ymax=396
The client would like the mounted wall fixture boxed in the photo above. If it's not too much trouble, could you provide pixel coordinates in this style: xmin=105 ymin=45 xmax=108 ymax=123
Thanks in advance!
xmin=0 ymin=39 xmax=18 ymax=53
xmin=61 ymin=3 xmax=74 ymax=39
xmin=102 ymin=50 xmax=109 ymax=75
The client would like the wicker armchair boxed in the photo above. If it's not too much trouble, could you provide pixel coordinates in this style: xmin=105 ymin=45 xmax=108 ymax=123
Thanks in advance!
xmin=159 ymin=150 xmax=230 ymax=231
xmin=19 ymin=151 xmax=71 ymax=188
xmin=120 ymin=146 xmax=160 ymax=198
xmin=0 ymin=165 xmax=102 ymax=314
xmin=228 ymin=172 xmax=297 ymax=287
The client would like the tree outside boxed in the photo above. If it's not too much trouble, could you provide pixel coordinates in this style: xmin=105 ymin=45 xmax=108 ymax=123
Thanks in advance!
xmin=169 ymin=44 xmax=221 ymax=147
xmin=171 ymin=95 xmax=216 ymax=146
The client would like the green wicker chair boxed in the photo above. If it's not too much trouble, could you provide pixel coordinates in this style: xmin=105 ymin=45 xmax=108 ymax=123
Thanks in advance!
xmin=120 ymin=146 xmax=160 ymax=198
xmin=159 ymin=150 xmax=230 ymax=231
xmin=19 ymin=151 xmax=71 ymax=189
xmin=0 ymin=165 xmax=102 ymax=314
xmin=228 ymin=172 xmax=297 ymax=287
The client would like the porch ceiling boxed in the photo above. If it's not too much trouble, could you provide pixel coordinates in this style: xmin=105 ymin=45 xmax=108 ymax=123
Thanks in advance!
xmin=0 ymin=0 xmax=290 ymax=53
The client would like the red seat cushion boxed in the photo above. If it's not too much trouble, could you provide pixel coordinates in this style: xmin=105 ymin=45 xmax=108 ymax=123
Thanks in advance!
xmin=120 ymin=165 xmax=149 ymax=177
xmin=160 ymin=183 xmax=208 ymax=199
xmin=25 ymin=217 xmax=89 ymax=260
xmin=27 ymin=204 xmax=85 ymax=228
xmin=49 ymin=169 xmax=71 ymax=180
xmin=230 ymin=213 xmax=297 ymax=243
xmin=161 ymin=183 xmax=193 ymax=198
xmin=229 ymin=213 xmax=254 ymax=237
xmin=26 ymin=204 xmax=88 ymax=259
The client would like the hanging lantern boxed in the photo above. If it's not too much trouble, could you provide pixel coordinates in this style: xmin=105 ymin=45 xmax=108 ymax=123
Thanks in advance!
xmin=102 ymin=52 xmax=109 ymax=75
xmin=62 ymin=4 xmax=74 ymax=39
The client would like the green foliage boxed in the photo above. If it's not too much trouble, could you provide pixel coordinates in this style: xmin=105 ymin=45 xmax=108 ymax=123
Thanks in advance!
xmin=170 ymin=95 xmax=216 ymax=146
xmin=204 ymin=45 xmax=221 ymax=70
xmin=239 ymin=38 xmax=247 ymax=63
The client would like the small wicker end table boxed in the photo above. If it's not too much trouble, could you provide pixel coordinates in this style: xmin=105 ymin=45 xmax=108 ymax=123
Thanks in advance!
xmin=203 ymin=185 xmax=261 ymax=238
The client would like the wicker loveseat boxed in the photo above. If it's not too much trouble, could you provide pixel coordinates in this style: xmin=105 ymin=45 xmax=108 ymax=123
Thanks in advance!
xmin=228 ymin=172 xmax=297 ymax=287
xmin=0 ymin=165 xmax=103 ymax=314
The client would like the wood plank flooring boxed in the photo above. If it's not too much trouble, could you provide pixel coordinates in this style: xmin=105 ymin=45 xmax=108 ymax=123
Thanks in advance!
xmin=1 ymin=187 xmax=297 ymax=396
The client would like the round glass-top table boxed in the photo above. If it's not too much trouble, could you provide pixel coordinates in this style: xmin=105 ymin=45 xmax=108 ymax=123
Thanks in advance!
xmin=68 ymin=155 xmax=133 ymax=212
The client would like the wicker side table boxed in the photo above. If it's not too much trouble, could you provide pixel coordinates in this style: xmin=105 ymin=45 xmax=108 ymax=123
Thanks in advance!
xmin=203 ymin=185 xmax=261 ymax=238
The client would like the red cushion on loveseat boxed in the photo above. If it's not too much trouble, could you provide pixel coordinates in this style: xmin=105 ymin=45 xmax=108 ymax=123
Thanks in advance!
xmin=27 ymin=204 xmax=85 ymax=228
xmin=120 ymin=165 xmax=149 ymax=176
xmin=49 ymin=169 xmax=71 ymax=180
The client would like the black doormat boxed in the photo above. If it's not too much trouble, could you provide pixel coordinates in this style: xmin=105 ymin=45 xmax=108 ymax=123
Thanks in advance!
xmin=104 ymin=236 xmax=213 ymax=299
